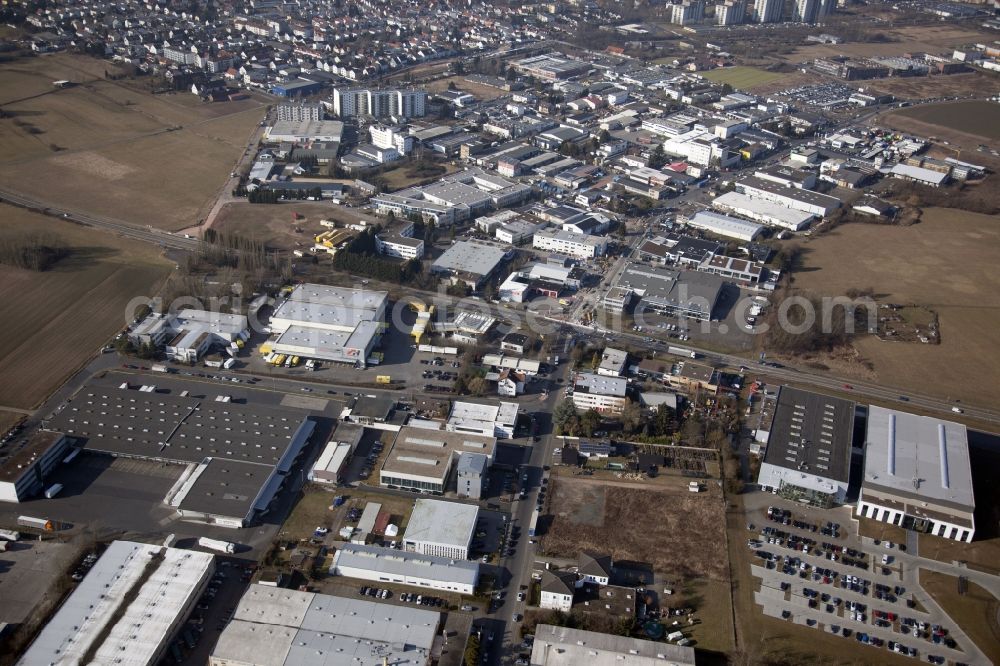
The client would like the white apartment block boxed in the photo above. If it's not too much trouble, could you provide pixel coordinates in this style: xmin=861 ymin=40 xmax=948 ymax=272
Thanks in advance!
xmin=370 ymin=124 xmax=414 ymax=155
xmin=275 ymin=103 xmax=323 ymax=122
xmin=533 ymin=228 xmax=607 ymax=258
xmin=573 ymin=373 xmax=628 ymax=415
xmin=333 ymin=87 xmax=427 ymax=119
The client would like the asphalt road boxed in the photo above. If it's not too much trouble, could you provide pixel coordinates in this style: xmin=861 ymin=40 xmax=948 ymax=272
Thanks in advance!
xmin=0 ymin=188 xmax=201 ymax=251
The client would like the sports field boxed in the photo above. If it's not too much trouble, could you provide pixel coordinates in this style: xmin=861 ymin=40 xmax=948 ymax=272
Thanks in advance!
xmin=701 ymin=67 xmax=784 ymax=90
xmin=792 ymin=207 xmax=1000 ymax=407
xmin=0 ymin=54 xmax=266 ymax=231
xmin=0 ymin=205 xmax=172 ymax=410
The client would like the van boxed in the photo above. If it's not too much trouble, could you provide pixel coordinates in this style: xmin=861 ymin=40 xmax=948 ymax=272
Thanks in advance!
xmin=951 ymin=407 xmax=963 ymax=413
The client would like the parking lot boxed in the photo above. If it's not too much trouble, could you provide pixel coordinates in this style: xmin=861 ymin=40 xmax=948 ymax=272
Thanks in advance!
xmin=746 ymin=496 xmax=980 ymax=665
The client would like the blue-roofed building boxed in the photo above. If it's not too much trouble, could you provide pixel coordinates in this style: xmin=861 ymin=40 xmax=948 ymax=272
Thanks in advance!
xmin=271 ymin=78 xmax=324 ymax=97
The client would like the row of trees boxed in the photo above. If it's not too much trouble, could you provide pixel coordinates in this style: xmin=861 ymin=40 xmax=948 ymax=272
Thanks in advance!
xmin=331 ymin=228 xmax=422 ymax=284
xmin=0 ymin=232 xmax=69 ymax=271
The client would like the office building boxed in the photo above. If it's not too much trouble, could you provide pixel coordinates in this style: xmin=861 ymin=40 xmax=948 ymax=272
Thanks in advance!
xmin=380 ymin=426 xmax=495 ymax=495
xmin=573 ymin=373 xmax=628 ymax=415
xmin=130 ymin=310 xmax=249 ymax=363
xmin=403 ymin=498 xmax=478 ymax=559
xmin=603 ymin=263 xmax=724 ymax=322
xmin=532 ymin=228 xmax=608 ymax=258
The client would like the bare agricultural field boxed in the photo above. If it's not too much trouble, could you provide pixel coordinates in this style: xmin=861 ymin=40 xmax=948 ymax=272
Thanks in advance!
xmin=791 ymin=207 xmax=1000 ymax=407
xmin=881 ymin=100 xmax=1000 ymax=142
xmin=0 ymin=53 xmax=266 ymax=231
xmin=543 ymin=477 xmax=728 ymax=581
xmin=919 ymin=571 xmax=1000 ymax=666
xmin=700 ymin=66 xmax=785 ymax=91
xmin=866 ymin=72 xmax=999 ymax=103
xmin=0 ymin=205 xmax=172 ymax=410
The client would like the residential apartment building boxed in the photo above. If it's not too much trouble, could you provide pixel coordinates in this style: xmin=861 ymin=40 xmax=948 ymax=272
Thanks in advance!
xmin=275 ymin=102 xmax=323 ymax=122
xmin=717 ymin=0 xmax=747 ymax=24
xmin=670 ymin=0 xmax=705 ymax=24
xmin=752 ymin=0 xmax=784 ymax=22
xmin=332 ymin=87 xmax=427 ymax=119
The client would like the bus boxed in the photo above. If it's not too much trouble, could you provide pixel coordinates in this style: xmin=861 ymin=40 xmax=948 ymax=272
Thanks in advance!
xmin=528 ymin=509 xmax=539 ymax=537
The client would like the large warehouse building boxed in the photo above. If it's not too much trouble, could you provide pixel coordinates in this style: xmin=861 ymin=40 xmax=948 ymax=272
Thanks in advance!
xmin=269 ymin=283 xmax=388 ymax=368
xmin=330 ymin=543 xmax=480 ymax=594
xmin=210 ymin=585 xmax=440 ymax=666
xmin=19 ymin=540 xmax=214 ymax=666
xmin=380 ymin=426 xmax=496 ymax=495
xmin=711 ymin=191 xmax=815 ymax=231
xmin=858 ymin=406 xmax=975 ymax=543
xmin=756 ymin=386 xmax=857 ymax=507
xmin=46 ymin=378 xmax=316 ymax=528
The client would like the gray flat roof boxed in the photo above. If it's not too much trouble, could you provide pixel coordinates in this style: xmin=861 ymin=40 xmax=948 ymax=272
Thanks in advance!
xmin=382 ymin=426 xmax=496 ymax=482
xmin=575 ymin=372 xmax=627 ymax=397
xmin=763 ymin=386 xmax=855 ymax=483
xmin=214 ymin=586 xmax=440 ymax=666
xmin=404 ymin=498 xmax=478 ymax=550
xmin=332 ymin=543 xmax=480 ymax=586
xmin=862 ymin=406 xmax=974 ymax=512
xmin=431 ymin=241 xmax=507 ymax=277
xmin=288 ymin=283 xmax=388 ymax=310
xmin=613 ymin=263 xmax=724 ymax=317
xmin=178 ymin=458 xmax=275 ymax=519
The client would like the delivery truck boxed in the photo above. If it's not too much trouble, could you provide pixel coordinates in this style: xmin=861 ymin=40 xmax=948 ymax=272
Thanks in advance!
xmin=197 ymin=537 xmax=236 ymax=554
xmin=17 ymin=516 xmax=53 ymax=531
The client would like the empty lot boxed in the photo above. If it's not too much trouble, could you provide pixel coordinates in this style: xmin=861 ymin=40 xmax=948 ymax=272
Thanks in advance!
xmin=882 ymin=100 xmax=1000 ymax=142
xmin=0 ymin=54 xmax=266 ymax=231
xmin=791 ymin=207 xmax=1000 ymax=407
xmin=543 ymin=476 xmax=728 ymax=581
xmin=0 ymin=205 xmax=172 ymax=409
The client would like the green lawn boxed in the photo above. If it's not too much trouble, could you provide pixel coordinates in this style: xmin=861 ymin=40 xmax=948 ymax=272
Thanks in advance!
xmin=701 ymin=66 xmax=784 ymax=90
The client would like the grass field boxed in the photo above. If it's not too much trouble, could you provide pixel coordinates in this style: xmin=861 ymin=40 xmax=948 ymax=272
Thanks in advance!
xmin=700 ymin=67 xmax=785 ymax=90
xmin=791 ymin=207 xmax=1000 ymax=407
xmin=544 ymin=478 xmax=728 ymax=582
xmin=919 ymin=570 xmax=1000 ymax=665
xmin=280 ymin=485 xmax=414 ymax=542
xmin=0 ymin=205 xmax=172 ymax=410
xmin=0 ymin=53 xmax=266 ymax=231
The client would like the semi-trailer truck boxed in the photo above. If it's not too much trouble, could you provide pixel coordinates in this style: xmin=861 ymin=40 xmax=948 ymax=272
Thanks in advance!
xmin=0 ymin=529 xmax=20 ymax=541
xmin=668 ymin=346 xmax=697 ymax=359
xmin=197 ymin=537 xmax=236 ymax=554
xmin=17 ymin=516 xmax=53 ymax=531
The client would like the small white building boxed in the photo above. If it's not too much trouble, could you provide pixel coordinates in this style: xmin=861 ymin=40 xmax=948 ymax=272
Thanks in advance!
xmin=539 ymin=570 xmax=576 ymax=612
xmin=532 ymin=228 xmax=608 ymax=258
xmin=447 ymin=400 xmax=519 ymax=439
xmin=596 ymin=348 xmax=628 ymax=377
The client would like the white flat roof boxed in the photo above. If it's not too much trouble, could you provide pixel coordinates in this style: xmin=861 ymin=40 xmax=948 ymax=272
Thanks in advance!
xmin=712 ymin=191 xmax=814 ymax=228
xmin=531 ymin=624 xmax=695 ymax=666
xmin=332 ymin=544 xmax=480 ymax=586
xmin=19 ymin=541 xmax=213 ymax=666
xmin=404 ymin=498 xmax=478 ymax=550
xmin=688 ymin=210 xmax=763 ymax=239
xmin=271 ymin=300 xmax=378 ymax=330
xmin=288 ymin=283 xmax=388 ymax=310
xmin=863 ymin=406 xmax=974 ymax=511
